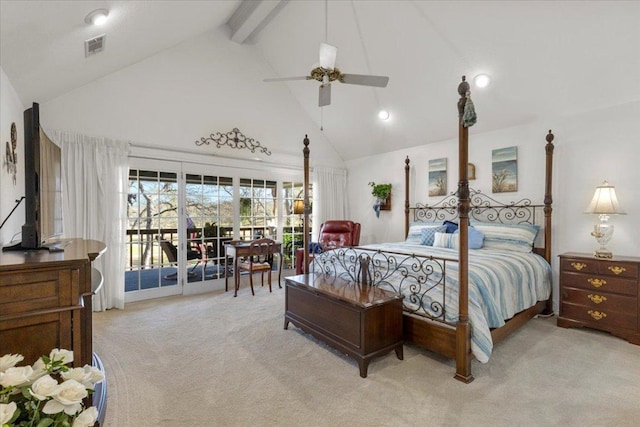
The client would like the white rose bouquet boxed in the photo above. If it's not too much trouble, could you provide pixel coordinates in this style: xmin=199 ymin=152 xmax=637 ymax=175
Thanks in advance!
xmin=0 ymin=349 xmax=103 ymax=427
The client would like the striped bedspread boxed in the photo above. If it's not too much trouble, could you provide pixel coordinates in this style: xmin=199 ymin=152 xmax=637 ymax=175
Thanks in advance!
xmin=311 ymin=242 xmax=551 ymax=363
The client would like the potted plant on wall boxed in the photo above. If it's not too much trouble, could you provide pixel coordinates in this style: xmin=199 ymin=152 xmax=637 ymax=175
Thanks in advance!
xmin=368 ymin=182 xmax=392 ymax=217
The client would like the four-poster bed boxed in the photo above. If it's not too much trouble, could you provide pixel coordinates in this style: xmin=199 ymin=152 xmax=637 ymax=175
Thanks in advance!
xmin=295 ymin=77 xmax=555 ymax=382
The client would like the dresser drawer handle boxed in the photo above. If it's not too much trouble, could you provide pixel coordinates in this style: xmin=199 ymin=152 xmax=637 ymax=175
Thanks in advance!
xmin=608 ymin=266 xmax=626 ymax=275
xmin=587 ymin=294 xmax=607 ymax=304
xmin=587 ymin=278 xmax=606 ymax=288
xmin=587 ymin=310 xmax=607 ymax=321
xmin=571 ymin=262 xmax=587 ymax=271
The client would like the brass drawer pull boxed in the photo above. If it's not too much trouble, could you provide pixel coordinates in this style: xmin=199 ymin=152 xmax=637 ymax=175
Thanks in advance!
xmin=587 ymin=310 xmax=607 ymax=321
xmin=587 ymin=278 xmax=606 ymax=288
xmin=587 ymin=294 xmax=607 ymax=304
xmin=608 ymin=266 xmax=626 ymax=275
xmin=571 ymin=262 xmax=587 ymax=271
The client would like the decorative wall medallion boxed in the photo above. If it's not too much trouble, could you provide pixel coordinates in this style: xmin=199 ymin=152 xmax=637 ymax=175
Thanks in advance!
xmin=195 ymin=128 xmax=271 ymax=156
xmin=4 ymin=122 xmax=18 ymax=185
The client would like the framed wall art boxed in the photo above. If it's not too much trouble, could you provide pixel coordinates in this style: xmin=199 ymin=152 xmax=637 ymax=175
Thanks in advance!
xmin=428 ymin=158 xmax=447 ymax=197
xmin=492 ymin=146 xmax=517 ymax=193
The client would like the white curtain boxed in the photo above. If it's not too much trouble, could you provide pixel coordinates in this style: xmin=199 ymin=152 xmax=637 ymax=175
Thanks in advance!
xmin=54 ymin=131 xmax=129 ymax=311
xmin=312 ymin=166 xmax=348 ymax=236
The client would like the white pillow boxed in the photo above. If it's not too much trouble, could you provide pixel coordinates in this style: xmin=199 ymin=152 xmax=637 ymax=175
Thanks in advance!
xmin=433 ymin=232 xmax=458 ymax=249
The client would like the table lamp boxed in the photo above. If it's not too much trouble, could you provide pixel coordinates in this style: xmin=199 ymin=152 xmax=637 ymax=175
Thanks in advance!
xmin=584 ymin=181 xmax=625 ymax=258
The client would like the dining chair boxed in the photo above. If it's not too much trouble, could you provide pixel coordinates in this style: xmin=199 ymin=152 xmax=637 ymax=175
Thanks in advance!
xmin=235 ymin=238 xmax=279 ymax=296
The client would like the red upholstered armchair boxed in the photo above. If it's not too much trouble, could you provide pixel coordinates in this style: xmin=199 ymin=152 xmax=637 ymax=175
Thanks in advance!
xmin=295 ymin=220 xmax=361 ymax=274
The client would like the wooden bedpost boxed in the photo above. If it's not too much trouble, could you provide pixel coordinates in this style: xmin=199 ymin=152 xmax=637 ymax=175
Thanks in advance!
xmin=303 ymin=135 xmax=310 ymax=274
xmin=404 ymin=156 xmax=410 ymax=238
xmin=543 ymin=130 xmax=555 ymax=314
xmin=455 ymin=76 xmax=474 ymax=383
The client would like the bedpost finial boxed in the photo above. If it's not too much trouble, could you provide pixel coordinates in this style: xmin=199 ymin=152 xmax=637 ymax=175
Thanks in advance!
xmin=546 ymin=130 xmax=554 ymax=144
xmin=304 ymin=134 xmax=309 ymax=146
xmin=458 ymin=77 xmax=470 ymax=96
xmin=405 ymin=156 xmax=410 ymax=166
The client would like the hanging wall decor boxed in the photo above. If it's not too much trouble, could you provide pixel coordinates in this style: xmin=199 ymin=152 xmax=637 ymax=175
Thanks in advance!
xmin=4 ymin=122 xmax=18 ymax=185
xmin=428 ymin=158 xmax=447 ymax=197
xmin=492 ymin=146 xmax=518 ymax=193
xmin=195 ymin=128 xmax=271 ymax=156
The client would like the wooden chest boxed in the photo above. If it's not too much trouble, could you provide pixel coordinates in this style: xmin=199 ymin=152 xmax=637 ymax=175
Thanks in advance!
xmin=284 ymin=274 xmax=404 ymax=377
xmin=557 ymin=252 xmax=639 ymax=345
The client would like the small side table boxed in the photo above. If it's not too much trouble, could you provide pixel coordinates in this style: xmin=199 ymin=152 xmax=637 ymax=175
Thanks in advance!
xmin=557 ymin=252 xmax=640 ymax=345
xmin=284 ymin=273 xmax=404 ymax=378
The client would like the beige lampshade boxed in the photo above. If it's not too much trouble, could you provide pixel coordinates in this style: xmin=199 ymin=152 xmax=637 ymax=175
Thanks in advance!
xmin=293 ymin=199 xmax=305 ymax=215
xmin=585 ymin=181 xmax=625 ymax=215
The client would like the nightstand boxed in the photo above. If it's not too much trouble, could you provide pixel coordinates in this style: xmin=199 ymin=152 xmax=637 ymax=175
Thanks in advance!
xmin=558 ymin=252 xmax=640 ymax=345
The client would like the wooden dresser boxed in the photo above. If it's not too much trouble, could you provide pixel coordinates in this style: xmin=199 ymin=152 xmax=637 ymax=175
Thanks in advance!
xmin=558 ymin=252 xmax=639 ymax=345
xmin=0 ymin=239 xmax=107 ymax=425
xmin=284 ymin=273 xmax=403 ymax=378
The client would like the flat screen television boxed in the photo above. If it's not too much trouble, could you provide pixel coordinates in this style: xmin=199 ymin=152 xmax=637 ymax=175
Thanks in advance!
xmin=2 ymin=102 xmax=63 ymax=251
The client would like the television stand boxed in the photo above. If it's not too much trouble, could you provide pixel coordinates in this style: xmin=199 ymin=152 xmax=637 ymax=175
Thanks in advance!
xmin=2 ymin=239 xmax=72 ymax=252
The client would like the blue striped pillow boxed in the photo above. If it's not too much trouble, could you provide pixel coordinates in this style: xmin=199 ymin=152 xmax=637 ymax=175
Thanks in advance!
xmin=470 ymin=221 xmax=539 ymax=253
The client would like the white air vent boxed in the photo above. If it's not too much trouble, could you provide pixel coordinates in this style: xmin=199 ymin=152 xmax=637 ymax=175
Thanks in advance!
xmin=85 ymin=34 xmax=106 ymax=57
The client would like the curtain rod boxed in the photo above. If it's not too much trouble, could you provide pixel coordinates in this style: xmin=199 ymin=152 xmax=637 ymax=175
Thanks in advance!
xmin=129 ymin=142 xmax=306 ymax=172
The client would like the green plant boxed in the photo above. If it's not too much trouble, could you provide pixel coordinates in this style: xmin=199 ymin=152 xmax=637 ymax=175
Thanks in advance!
xmin=368 ymin=182 xmax=391 ymax=200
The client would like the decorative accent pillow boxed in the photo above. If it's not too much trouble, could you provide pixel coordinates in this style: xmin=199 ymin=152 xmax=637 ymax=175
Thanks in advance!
xmin=406 ymin=223 xmax=445 ymax=244
xmin=442 ymin=220 xmax=458 ymax=233
xmin=453 ymin=226 xmax=484 ymax=249
xmin=470 ymin=221 xmax=539 ymax=253
xmin=419 ymin=224 xmax=447 ymax=246
xmin=433 ymin=232 xmax=457 ymax=249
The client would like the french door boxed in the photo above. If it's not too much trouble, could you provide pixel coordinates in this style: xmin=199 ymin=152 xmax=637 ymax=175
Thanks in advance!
xmin=125 ymin=159 xmax=236 ymax=302
xmin=124 ymin=157 xmax=309 ymax=302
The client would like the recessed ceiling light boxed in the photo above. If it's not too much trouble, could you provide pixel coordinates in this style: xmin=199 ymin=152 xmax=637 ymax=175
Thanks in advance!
xmin=474 ymin=74 xmax=491 ymax=88
xmin=378 ymin=109 xmax=390 ymax=121
xmin=85 ymin=8 xmax=109 ymax=26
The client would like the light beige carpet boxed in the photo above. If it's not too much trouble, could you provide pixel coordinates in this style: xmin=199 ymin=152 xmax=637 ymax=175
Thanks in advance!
xmin=94 ymin=281 xmax=640 ymax=427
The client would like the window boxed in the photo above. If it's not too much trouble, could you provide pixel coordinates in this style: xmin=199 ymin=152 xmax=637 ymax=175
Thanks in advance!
xmin=238 ymin=178 xmax=278 ymax=241
xmin=282 ymin=181 xmax=312 ymax=269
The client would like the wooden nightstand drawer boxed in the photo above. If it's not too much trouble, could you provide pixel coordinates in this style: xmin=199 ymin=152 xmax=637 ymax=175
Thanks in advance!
xmin=561 ymin=258 xmax=597 ymax=274
xmin=561 ymin=272 xmax=636 ymax=296
xmin=597 ymin=260 xmax=638 ymax=279
xmin=561 ymin=303 xmax=637 ymax=331
xmin=561 ymin=287 xmax=637 ymax=315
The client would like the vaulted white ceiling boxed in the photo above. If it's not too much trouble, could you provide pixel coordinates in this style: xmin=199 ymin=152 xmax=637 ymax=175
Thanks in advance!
xmin=2 ymin=0 xmax=639 ymax=161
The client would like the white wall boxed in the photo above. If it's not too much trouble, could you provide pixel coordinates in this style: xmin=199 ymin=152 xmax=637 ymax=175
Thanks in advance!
xmin=346 ymin=101 xmax=640 ymax=311
xmin=0 ymin=66 xmax=25 ymax=245
xmin=39 ymin=27 xmax=344 ymax=170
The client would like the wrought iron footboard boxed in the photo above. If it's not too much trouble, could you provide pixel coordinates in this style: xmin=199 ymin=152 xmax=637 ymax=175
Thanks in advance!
xmin=310 ymin=247 xmax=457 ymax=326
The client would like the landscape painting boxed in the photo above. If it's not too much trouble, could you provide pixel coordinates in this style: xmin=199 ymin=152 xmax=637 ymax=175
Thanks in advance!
xmin=428 ymin=158 xmax=447 ymax=197
xmin=492 ymin=146 xmax=518 ymax=193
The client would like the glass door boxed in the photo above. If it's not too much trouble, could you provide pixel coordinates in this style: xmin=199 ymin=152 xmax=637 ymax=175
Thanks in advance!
xmin=125 ymin=160 xmax=183 ymax=301
xmin=183 ymin=172 xmax=234 ymax=294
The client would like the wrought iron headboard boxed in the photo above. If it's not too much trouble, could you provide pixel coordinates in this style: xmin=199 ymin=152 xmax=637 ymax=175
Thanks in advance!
xmin=410 ymin=188 xmax=544 ymax=226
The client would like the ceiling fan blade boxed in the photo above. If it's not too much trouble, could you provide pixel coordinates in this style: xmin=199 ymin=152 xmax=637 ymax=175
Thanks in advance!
xmin=319 ymin=83 xmax=331 ymax=107
xmin=340 ymin=74 xmax=389 ymax=88
xmin=319 ymin=43 xmax=337 ymax=70
xmin=263 ymin=76 xmax=310 ymax=82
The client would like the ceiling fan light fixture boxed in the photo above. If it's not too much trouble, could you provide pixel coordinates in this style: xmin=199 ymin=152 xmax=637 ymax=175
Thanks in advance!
xmin=473 ymin=73 xmax=491 ymax=88
xmin=378 ymin=109 xmax=390 ymax=121
xmin=84 ymin=8 xmax=109 ymax=26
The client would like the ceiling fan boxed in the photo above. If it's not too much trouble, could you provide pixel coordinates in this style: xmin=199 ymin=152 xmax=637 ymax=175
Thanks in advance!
xmin=264 ymin=42 xmax=389 ymax=107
